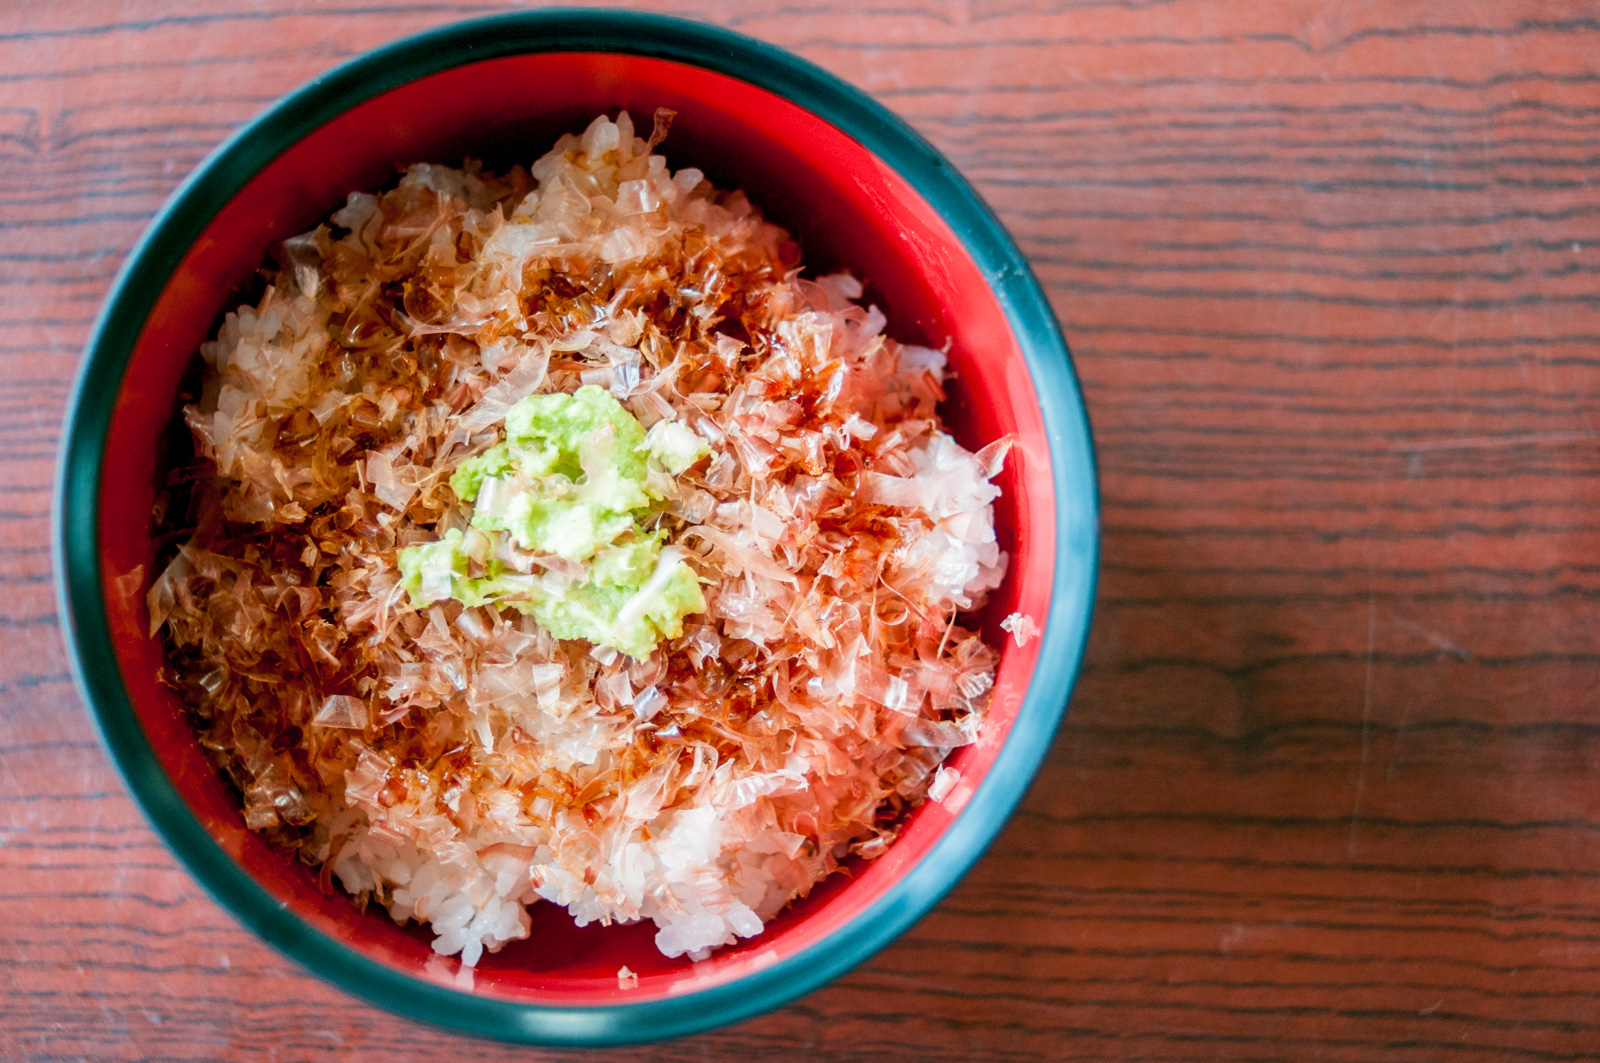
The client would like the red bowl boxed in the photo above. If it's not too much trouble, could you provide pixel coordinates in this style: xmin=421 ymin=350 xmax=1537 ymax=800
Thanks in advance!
xmin=55 ymin=11 xmax=1098 ymax=1045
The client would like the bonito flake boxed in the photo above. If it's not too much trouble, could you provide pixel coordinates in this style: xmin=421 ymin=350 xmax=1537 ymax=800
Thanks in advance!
xmin=149 ymin=112 xmax=1009 ymax=965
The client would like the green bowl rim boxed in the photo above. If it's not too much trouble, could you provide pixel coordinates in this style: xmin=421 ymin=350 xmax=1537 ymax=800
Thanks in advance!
xmin=53 ymin=8 xmax=1100 ymax=1047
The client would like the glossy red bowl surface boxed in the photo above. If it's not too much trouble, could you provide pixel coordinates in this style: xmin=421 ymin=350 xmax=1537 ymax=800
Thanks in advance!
xmin=58 ymin=11 xmax=1097 ymax=1045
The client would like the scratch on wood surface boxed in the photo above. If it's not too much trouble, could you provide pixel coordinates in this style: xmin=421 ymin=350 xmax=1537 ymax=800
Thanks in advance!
xmin=1384 ymin=692 xmax=1413 ymax=785
xmin=1392 ymin=615 xmax=1470 ymax=660
xmin=1348 ymin=548 xmax=1377 ymax=859
xmin=1393 ymin=430 xmax=1598 ymax=452
xmin=1538 ymin=944 xmax=1600 ymax=957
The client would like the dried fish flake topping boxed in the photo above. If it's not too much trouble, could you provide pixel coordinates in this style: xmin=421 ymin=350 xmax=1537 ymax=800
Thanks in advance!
xmin=150 ymin=111 xmax=1009 ymax=966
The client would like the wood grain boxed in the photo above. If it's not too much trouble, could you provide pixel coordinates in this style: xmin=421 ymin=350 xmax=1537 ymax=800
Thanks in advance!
xmin=7 ymin=0 xmax=1600 ymax=1058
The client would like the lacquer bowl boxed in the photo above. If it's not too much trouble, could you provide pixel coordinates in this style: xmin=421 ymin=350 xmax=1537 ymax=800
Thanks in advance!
xmin=54 ymin=9 xmax=1098 ymax=1045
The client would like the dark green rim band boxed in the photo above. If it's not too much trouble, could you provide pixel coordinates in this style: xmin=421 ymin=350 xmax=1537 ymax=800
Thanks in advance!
xmin=53 ymin=9 xmax=1100 ymax=1046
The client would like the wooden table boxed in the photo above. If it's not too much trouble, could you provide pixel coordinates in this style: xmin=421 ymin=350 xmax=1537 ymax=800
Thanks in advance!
xmin=7 ymin=1 xmax=1600 ymax=1058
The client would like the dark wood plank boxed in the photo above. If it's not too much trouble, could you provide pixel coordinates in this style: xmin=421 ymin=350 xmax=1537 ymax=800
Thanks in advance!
xmin=6 ymin=0 xmax=1600 ymax=1059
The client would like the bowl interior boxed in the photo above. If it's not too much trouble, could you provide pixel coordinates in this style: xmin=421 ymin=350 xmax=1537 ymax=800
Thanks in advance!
xmin=94 ymin=52 xmax=1056 ymax=1005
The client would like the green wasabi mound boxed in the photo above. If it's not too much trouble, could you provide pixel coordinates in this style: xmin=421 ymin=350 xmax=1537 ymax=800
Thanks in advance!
xmin=398 ymin=385 xmax=711 ymax=659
